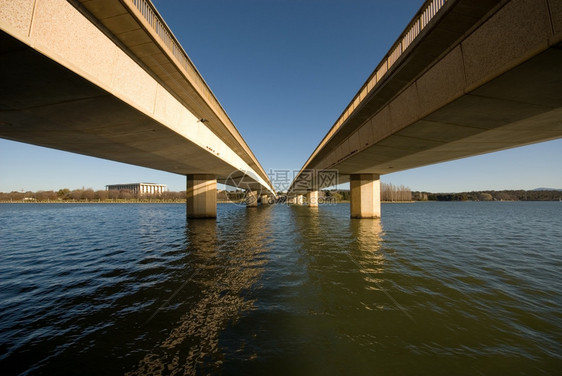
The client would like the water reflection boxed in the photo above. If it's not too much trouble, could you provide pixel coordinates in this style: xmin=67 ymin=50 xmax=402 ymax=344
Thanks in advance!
xmin=349 ymin=218 xmax=385 ymax=281
xmin=127 ymin=207 xmax=272 ymax=375
xmin=1 ymin=203 xmax=560 ymax=374
xmin=349 ymin=218 xmax=415 ymax=322
xmin=350 ymin=218 xmax=384 ymax=249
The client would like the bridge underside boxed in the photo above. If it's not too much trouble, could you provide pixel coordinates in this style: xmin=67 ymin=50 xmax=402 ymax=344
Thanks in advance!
xmin=309 ymin=45 xmax=562 ymax=219
xmin=289 ymin=0 xmax=562 ymax=217
xmin=332 ymin=45 xmax=562 ymax=183
xmin=0 ymin=31 xmax=263 ymax=192
xmin=304 ymin=0 xmax=562 ymax=188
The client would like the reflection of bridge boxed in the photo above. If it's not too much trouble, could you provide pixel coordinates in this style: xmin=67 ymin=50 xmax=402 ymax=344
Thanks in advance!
xmin=290 ymin=0 xmax=562 ymax=217
xmin=0 ymin=0 xmax=274 ymax=218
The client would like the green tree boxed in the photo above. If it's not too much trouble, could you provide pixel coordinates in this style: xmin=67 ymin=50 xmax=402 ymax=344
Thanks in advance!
xmin=57 ymin=188 xmax=70 ymax=200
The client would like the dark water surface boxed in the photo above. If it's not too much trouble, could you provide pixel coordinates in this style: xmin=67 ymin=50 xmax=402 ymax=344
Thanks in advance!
xmin=0 ymin=202 xmax=561 ymax=375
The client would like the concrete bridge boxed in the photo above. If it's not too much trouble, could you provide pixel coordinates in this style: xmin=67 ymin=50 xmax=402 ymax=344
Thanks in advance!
xmin=0 ymin=0 xmax=275 ymax=218
xmin=290 ymin=0 xmax=562 ymax=217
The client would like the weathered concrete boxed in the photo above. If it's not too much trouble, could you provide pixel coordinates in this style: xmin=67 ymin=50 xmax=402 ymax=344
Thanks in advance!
xmin=350 ymin=174 xmax=380 ymax=219
xmin=186 ymin=175 xmax=216 ymax=219
xmin=246 ymin=191 xmax=258 ymax=207
xmin=307 ymin=191 xmax=319 ymax=207
xmin=296 ymin=195 xmax=304 ymax=205
xmin=260 ymin=194 xmax=270 ymax=205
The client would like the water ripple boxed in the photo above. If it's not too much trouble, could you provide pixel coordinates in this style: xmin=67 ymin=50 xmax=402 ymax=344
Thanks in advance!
xmin=0 ymin=202 xmax=561 ymax=374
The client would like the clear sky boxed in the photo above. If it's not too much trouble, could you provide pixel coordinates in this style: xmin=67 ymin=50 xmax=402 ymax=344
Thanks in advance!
xmin=1 ymin=0 xmax=561 ymax=193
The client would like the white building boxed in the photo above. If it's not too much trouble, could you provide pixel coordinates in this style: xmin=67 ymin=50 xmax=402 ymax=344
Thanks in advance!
xmin=106 ymin=183 xmax=167 ymax=196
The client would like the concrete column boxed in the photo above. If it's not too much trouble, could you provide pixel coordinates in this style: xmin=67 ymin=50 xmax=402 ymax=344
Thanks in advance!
xmin=260 ymin=194 xmax=269 ymax=205
xmin=186 ymin=174 xmax=216 ymax=219
xmin=246 ymin=190 xmax=258 ymax=207
xmin=296 ymin=194 xmax=304 ymax=205
xmin=307 ymin=191 xmax=319 ymax=207
xmin=350 ymin=174 xmax=381 ymax=218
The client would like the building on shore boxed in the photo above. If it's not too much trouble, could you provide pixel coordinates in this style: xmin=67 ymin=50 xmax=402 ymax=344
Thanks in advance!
xmin=105 ymin=183 xmax=167 ymax=196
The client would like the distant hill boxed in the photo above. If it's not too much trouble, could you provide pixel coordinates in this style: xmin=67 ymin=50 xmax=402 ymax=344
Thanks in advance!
xmin=533 ymin=188 xmax=562 ymax=191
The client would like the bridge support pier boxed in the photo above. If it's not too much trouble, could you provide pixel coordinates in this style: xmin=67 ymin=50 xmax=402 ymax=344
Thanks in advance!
xmin=307 ymin=191 xmax=319 ymax=207
xmin=186 ymin=174 xmax=217 ymax=219
xmin=350 ymin=174 xmax=380 ymax=218
xmin=296 ymin=194 xmax=304 ymax=205
xmin=260 ymin=194 xmax=269 ymax=205
xmin=246 ymin=191 xmax=258 ymax=207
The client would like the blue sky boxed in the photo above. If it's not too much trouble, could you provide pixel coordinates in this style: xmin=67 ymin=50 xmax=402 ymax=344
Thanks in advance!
xmin=1 ymin=0 xmax=561 ymax=193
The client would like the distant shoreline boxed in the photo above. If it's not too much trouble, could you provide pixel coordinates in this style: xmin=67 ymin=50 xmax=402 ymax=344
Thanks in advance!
xmin=0 ymin=200 xmax=187 ymax=204
xmin=1 ymin=200 xmax=560 ymax=205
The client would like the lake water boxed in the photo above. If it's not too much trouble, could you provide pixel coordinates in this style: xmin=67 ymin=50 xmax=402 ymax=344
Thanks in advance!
xmin=0 ymin=202 xmax=561 ymax=375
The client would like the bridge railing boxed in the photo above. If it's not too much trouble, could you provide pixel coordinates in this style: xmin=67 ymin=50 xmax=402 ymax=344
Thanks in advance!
xmin=326 ymin=0 xmax=447 ymax=143
xmin=129 ymin=0 xmax=209 ymax=102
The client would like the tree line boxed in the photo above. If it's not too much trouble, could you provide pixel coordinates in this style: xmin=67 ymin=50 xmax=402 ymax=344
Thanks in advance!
xmin=412 ymin=190 xmax=562 ymax=201
xmin=0 ymin=184 xmax=415 ymax=203
xmin=1 ymin=189 xmax=266 ymax=203
xmin=2 ymin=187 xmax=558 ymax=203
xmin=0 ymin=188 xmax=186 ymax=202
